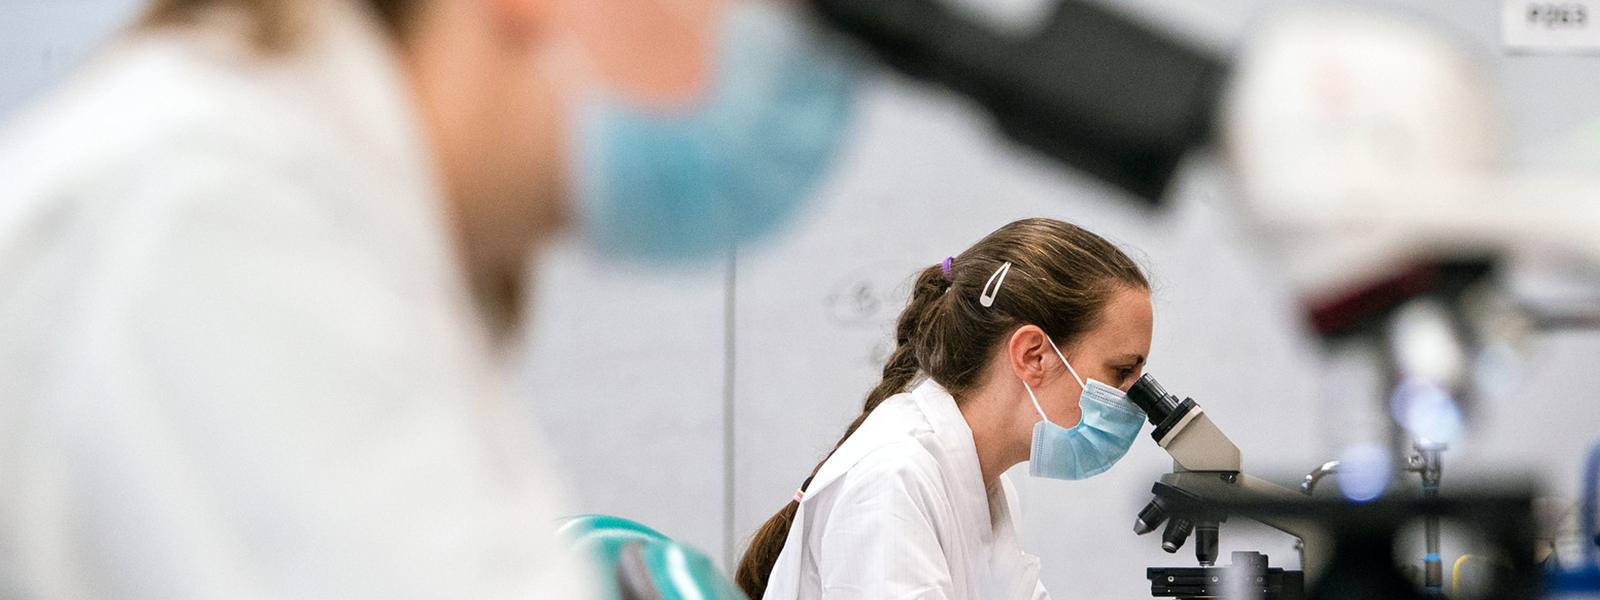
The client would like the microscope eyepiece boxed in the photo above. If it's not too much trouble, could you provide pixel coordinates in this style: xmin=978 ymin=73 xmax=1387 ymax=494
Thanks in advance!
xmin=1128 ymin=373 xmax=1204 ymax=444
xmin=1128 ymin=374 xmax=1181 ymax=425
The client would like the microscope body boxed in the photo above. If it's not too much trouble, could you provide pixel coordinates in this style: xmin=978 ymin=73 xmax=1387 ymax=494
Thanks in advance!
xmin=1127 ymin=375 xmax=1330 ymax=594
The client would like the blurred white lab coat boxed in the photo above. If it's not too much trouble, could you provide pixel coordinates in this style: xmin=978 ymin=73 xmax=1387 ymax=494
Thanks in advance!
xmin=763 ymin=379 xmax=1050 ymax=600
xmin=0 ymin=2 xmax=592 ymax=599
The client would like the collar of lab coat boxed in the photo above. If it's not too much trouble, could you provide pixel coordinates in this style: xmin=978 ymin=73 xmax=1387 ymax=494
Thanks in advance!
xmin=803 ymin=378 xmax=995 ymax=543
xmin=907 ymin=377 xmax=999 ymax=545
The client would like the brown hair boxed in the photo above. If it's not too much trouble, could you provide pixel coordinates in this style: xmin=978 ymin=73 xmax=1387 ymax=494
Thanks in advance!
xmin=733 ymin=218 xmax=1148 ymax=599
xmin=139 ymin=0 xmax=417 ymax=51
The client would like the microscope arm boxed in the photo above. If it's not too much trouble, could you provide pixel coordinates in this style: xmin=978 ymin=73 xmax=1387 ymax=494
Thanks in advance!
xmin=1128 ymin=375 xmax=1332 ymax=578
xmin=1153 ymin=396 xmax=1321 ymax=551
xmin=1154 ymin=471 xmax=1331 ymax=577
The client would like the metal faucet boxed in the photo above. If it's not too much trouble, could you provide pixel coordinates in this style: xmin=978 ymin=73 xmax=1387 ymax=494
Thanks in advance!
xmin=1301 ymin=461 xmax=1341 ymax=495
xmin=1298 ymin=444 xmax=1448 ymax=597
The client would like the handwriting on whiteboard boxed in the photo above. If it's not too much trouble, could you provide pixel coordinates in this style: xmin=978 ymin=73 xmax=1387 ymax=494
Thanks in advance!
xmin=824 ymin=262 xmax=919 ymax=327
xmin=824 ymin=261 xmax=920 ymax=368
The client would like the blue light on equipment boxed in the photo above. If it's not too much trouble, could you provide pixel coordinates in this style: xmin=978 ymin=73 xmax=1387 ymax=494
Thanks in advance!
xmin=1338 ymin=443 xmax=1393 ymax=502
xmin=1389 ymin=377 xmax=1464 ymax=445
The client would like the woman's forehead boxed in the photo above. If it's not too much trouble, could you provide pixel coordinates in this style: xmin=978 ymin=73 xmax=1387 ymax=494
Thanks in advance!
xmin=1083 ymin=289 xmax=1152 ymax=356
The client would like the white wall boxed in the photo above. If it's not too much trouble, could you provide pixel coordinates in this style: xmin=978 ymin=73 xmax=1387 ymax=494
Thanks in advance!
xmin=0 ymin=0 xmax=146 ymax=116
xmin=519 ymin=246 xmax=734 ymax=563
xmin=5 ymin=1 xmax=1600 ymax=598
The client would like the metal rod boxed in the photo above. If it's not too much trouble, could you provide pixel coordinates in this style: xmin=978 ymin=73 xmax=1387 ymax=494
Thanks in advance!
xmin=722 ymin=245 xmax=738 ymax=569
xmin=1418 ymin=444 xmax=1445 ymax=597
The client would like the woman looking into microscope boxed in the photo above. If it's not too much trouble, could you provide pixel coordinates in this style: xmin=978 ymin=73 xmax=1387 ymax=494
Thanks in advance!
xmin=737 ymin=217 xmax=1154 ymax=600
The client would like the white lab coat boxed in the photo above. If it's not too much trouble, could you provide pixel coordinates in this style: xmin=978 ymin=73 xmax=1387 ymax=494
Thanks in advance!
xmin=0 ymin=2 xmax=592 ymax=599
xmin=763 ymin=379 xmax=1050 ymax=600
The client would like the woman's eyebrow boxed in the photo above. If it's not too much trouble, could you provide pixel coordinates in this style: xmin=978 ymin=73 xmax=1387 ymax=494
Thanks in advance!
xmin=1109 ymin=354 xmax=1146 ymax=365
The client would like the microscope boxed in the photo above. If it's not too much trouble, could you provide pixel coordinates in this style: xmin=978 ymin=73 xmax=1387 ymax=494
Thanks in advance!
xmin=1121 ymin=373 xmax=1533 ymax=600
xmin=1125 ymin=374 xmax=1324 ymax=600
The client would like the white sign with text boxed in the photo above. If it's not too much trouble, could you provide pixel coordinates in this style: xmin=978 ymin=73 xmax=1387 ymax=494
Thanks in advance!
xmin=1504 ymin=0 xmax=1600 ymax=52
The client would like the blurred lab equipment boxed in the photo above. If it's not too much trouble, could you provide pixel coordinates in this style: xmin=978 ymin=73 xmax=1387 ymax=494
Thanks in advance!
xmin=1546 ymin=441 xmax=1600 ymax=598
xmin=808 ymin=0 xmax=1225 ymax=203
xmin=1124 ymin=373 xmax=1544 ymax=599
xmin=805 ymin=0 xmax=1600 ymax=316
xmin=1195 ymin=493 xmax=1542 ymax=600
xmin=1231 ymin=13 xmax=1600 ymax=584
xmin=802 ymin=0 xmax=1600 ymax=327
xmin=1220 ymin=10 xmax=1600 ymax=530
xmin=801 ymin=0 xmax=1598 ymax=269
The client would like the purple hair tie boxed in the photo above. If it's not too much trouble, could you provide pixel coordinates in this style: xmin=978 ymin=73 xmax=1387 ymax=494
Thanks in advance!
xmin=941 ymin=256 xmax=954 ymax=282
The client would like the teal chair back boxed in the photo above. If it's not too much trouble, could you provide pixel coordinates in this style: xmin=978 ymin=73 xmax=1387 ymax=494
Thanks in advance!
xmin=559 ymin=515 xmax=747 ymax=600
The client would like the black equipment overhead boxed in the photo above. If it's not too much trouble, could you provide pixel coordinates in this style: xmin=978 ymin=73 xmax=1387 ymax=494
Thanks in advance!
xmin=808 ymin=0 xmax=1228 ymax=204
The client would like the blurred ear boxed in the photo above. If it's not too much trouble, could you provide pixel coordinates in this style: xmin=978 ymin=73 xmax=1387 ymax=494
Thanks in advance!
xmin=1006 ymin=325 xmax=1052 ymax=389
xmin=547 ymin=0 xmax=726 ymax=106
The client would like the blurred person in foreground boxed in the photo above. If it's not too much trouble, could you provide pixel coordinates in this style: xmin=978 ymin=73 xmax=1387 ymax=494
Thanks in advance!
xmin=0 ymin=0 xmax=855 ymax=596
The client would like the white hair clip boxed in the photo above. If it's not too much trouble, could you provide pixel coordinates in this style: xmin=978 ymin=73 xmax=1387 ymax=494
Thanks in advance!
xmin=979 ymin=262 xmax=1011 ymax=308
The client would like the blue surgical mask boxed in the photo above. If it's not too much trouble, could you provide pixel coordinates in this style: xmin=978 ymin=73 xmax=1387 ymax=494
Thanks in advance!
xmin=574 ymin=2 xmax=859 ymax=261
xmin=1025 ymin=337 xmax=1146 ymax=480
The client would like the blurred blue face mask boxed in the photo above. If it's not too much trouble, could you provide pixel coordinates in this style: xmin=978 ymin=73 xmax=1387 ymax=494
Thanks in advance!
xmin=574 ymin=2 xmax=859 ymax=262
xmin=1025 ymin=336 xmax=1146 ymax=480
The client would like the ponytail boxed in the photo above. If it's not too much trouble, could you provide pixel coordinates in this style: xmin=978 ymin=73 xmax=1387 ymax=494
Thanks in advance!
xmin=734 ymin=265 xmax=947 ymax=599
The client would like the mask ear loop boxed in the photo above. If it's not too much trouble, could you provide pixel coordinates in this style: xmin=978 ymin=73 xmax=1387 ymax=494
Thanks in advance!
xmin=1024 ymin=336 xmax=1088 ymax=428
xmin=1023 ymin=381 xmax=1049 ymax=422
xmin=1026 ymin=334 xmax=1084 ymax=424
xmin=1045 ymin=336 xmax=1086 ymax=389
